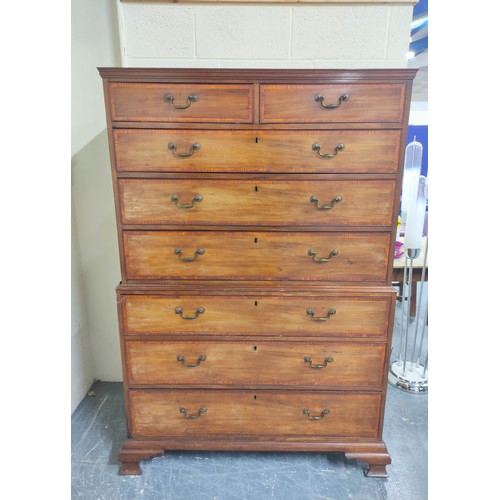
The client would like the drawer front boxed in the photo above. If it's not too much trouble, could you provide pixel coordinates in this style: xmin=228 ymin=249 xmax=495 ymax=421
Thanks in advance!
xmin=114 ymin=129 xmax=401 ymax=173
xmin=129 ymin=389 xmax=381 ymax=439
xmin=123 ymin=231 xmax=391 ymax=281
xmin=125 ymin=340 xmax=387 ymax=388
xmin=122 ymin=294 xmax=391 ymax=337
xmin=109 ymin=83 xmax=253 ymax=123
xmin=119 ymin=178 xmax=397 ymax=227
xmin=260 ymin=83 xmax=405 ymax=123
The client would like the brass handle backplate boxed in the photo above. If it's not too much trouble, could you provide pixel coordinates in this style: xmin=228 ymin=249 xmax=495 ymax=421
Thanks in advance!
xmin=164 ymin=94 xmax=198 ymax=109
xmin=177 ymin=354 xmax=207 ymax=367
xmin=171 ymin=194 xmax=203 ymax=209
xmin=175 ymin=307 xmax=205 ymax=320
xmin=314 ymin=94 xmax=349 ymax=109
xmin=168 ymin=142 xmax=201 ymax=158
xmin=179 ymin=407 xmax=207 ymax=419
xmin=306 ymin=308 xmax=336 ymax=322
xmin=174 ymin=248 xmax=205 ymax=261
xmin=304 ymin=355 xmax=334 ymax=368
xmin=312 ymin=143 xmax=345 ymax=159
xmin=308 ymin=249 xmax=339 ymax=263
xmin=303 ymin=408 xmax=330 ymax=420
xmin=310 ymin=195 xmax=343 ymax=210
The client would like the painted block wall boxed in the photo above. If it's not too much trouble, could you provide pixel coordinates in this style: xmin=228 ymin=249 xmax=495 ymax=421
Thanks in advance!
xmin=118 ymin=2 xmax=413 ymax=69
xmin=71 ymin=0 xmax=122 ymax=412
xmin=71 ymin=1 xmax=416 ymax=396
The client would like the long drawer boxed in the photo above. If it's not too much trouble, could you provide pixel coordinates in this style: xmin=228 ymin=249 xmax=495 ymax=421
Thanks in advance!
xmin=260 ymin=83 xmax=405 ymax=123
xmin=121 ymin=294 xmax=392 ymax=337
xmin=119 ymin=178 xmax=396 ymax=227
xmin=123 ymin=231 xmax=391 ymax=282
xmin=128 ymin=389 xmax=382 ymax=439
xmin=125 ymin=340 xmax=387 ymax=388
xmin=113 ymin=129 xmax=401 ymax=173
xmin=109 ymin=83 xmax=253 ymax=123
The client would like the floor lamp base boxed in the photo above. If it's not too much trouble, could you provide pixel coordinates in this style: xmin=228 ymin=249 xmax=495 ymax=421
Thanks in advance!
xmin=388 ymin=361 xmax=428 ymax=394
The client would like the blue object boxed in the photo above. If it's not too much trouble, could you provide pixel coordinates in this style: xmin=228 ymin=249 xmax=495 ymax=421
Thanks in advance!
xmin=407 ymin=125 xmax=428 ymax=178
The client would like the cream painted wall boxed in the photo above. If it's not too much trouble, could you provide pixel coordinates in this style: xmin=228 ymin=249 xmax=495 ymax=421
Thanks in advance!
xmin=71 ymin=1 xmax=415 ymax=398
xmin=117 ymin=2 xmax=413 ymax=69
xmin=71 ymin=0 xmax=121 ymax=412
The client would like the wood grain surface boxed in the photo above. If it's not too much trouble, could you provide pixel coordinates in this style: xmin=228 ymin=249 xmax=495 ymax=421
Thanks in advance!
xmin=123 ymin=230 xmax=391 ymax=281
xmin=113 ymin=129 xmax=401 ymax=173
xmin=121 ymin=294 xmax=391 ymax=337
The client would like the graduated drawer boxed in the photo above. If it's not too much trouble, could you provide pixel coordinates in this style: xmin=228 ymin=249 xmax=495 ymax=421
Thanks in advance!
xmin=113 ymin=129 xmax=401 ymax=174
xmin=109 ymin=83 xmax=253 ymax=123
xmin=119 ymin=178 xmax=397 ymax=227
xmin=125 ymin=340 xmax=387 ymax=388
xmin=260 ymin=83 xmax=405 ymax=123
xmin=121 ymin=294 xmax=391 ymax=338
xmin=123 ymin=231 xmax=391 ymax=282
xmin=128 ymin=389 xmax=381 ymax=439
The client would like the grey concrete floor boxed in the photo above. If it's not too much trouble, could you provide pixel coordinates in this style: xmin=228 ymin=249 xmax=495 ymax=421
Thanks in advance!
xmin=72 ymin=298 xmax=428 ymax=500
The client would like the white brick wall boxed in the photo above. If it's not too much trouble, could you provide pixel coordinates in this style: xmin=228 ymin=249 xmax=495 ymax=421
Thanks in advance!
xmin=119 ymin=2 xmax=414 ymax=69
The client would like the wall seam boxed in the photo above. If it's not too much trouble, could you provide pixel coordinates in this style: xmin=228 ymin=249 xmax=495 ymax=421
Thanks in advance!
xmin=384 ymin=5 xmax=392 ymax=60
xmin=115 ymin=0 xmax=127 ymax=66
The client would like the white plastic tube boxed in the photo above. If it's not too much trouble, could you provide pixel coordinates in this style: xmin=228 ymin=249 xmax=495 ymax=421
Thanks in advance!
xmin=404 ymin=175 xmax=428 ymax=251
xmin=401 ymin=139 xmax=423 ymax=222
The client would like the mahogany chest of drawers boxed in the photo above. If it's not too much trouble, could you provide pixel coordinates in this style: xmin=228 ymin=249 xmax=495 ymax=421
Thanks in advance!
xmin=99 ymin=68 xmax=416 ymax=478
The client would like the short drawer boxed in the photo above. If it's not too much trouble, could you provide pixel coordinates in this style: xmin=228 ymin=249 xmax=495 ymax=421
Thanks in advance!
xmin=121 ymin=294 xmax=392 ymax=338
xmin=123 ymin=231 xmax=391 ymax=282
xmin=109 ymin=83 xmax=253 ymax=123
xmin=114 ymin=129 xmax=401 ymax=173
xmin=128 ymin=389 xmax=381 ymax=439
xmin=119 ymin=178 xmax=397 ymax=227
xmin=260 ymin=83 xmax=405 ymax=123
xmin=125 ymin=340 xmax=387 ymax=389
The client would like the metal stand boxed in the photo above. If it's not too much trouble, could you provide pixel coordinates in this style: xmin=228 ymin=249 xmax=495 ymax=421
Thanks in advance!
xmin=389 ymin=245 xmax=428 ymax=394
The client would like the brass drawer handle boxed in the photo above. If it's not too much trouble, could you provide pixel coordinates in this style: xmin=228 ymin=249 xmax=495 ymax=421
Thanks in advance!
xmin=164 ymin=94 xmax=198 ymax=109
xmin=310 ymin=195 xmax=342 ymax=210
xmin=177 ymin=354 xmax=207 ymax=367
xmin=179 ymin=407 xmax=207 ymax=419
xmin=174 ymin=248 xmax=205 ymax=261
xmin=168 ymin=142 xmax=201 ymax=158
xmin=308 ymin=249 xmax=338 ymax=263
xmin=314 ymin=93 xmax=349 ymax=109
xmin=304 ymin=355 xmax=334 ymax=368
xmin=175 ymin=307 xmax=205 ymax=319
xmin=312 ymin=143 xmax=345 ymax=159
xmin=306 ymin=308 xmax=336 ymax=322
xmin=302 ymin=408 xmax=330 ymax=420
xmin=171 ymin=194 xmax=203 ymax=209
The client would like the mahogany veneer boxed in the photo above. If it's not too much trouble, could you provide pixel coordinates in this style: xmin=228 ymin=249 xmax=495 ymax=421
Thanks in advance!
xmin=99 ymin=67 xmax=416 ymax=478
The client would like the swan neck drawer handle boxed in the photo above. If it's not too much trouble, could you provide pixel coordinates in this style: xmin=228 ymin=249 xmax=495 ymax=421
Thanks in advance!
xmin=314 ymin=93 xmax=349 ymax=109
xmin=168 ymin=142 xmax=201 ymax=158
xmin=302 ymin=408 xmax=330 ymax=420
xmin=179 ymin=407 xmax=207 ymax=419
xmin=175 ymin=307 xmax=205 ymax=320
xmin=310 ymin=195 xmax=342 ymax=210
xmin=307 ymin=249 xmax=339 ymax=263
xmin=304 ymin=356 xmax=334 ymax=368
xmin=171 ymin=194 xmax=203 ymax=209
xmin=164 ymin=94 xmax=198 ymax=109
xmin=177 ymin=354 xmax=207 ymax=367
xmin=174 ymin=248 xmax=205 ymax=261
xmin=312 ymin=143 xmax=344 ymax=159
xmin=306 ymin=308 xmax=336 ymax=322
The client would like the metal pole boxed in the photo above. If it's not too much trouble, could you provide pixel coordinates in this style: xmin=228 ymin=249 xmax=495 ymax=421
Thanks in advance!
xmin=416 ymin=305 xmax=429 ymax=367
xmin=402 ymin=258 xmax=414 ymax=376
xmin=410 ymin=240 xmax=428 ymax=368
xmin=397 ymin=255 xmax=409 ymax=364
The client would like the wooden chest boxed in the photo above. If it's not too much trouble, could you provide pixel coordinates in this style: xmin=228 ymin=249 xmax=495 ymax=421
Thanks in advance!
xmin=99 ymin=68 xmax=416 ymax=477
